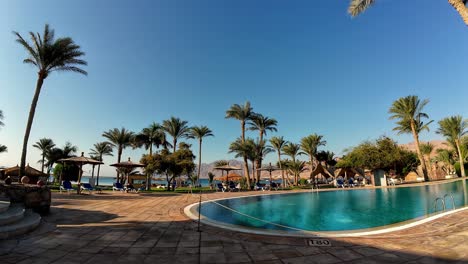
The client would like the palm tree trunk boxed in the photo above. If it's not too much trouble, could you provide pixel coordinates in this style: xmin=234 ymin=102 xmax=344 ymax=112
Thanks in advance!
xmin=91 ymin=165 xmax=95 ymax=178
xmin=411 ymin=123 xmax=429 ymax=181
xmin=241 ymin=121 xmax=245 ymax=142
xmin=455 ymin=140 xmax=466 ymax=177
xmin=448 ymin=0 xmax=468 ymax=25
xmin=197 ymin=139 xmax=202 ymax=186
xmin=20 ymin=75 xmax=45 ymax=177
xmin=97 ymin=164 xmax=101 ymax=186
xmin=173 ymin=139 xmax=177 ymax=153
xmin=41 ymin=154 xmax=45 ymax=173
xmin=243 ymin=157 xmax=251 ymax=189
xmin=278 ymin=152 xmax=285 ymax=188
xmin=257 ymin=131 xmax=263 ymax=181
xmin=117 ymin=146 xmax=122 ymax=183
xmin=149 ymin=144 xmax=153 ymax=156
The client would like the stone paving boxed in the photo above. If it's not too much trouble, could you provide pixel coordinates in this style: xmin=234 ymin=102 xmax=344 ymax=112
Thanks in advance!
xmin=1 ymin=187 xmax=468 ymax=263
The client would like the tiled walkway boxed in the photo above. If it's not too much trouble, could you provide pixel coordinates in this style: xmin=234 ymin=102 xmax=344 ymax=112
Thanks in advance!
xmin=1 ymin=188 xmax=468 ymax=264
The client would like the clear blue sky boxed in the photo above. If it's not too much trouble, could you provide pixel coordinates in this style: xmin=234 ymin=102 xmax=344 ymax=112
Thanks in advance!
xmin=1 ymin=0 xmax=467 ymax=176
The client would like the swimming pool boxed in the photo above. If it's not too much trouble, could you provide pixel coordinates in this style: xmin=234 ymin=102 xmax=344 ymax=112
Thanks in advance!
xmin=186 ymin=179 xmax=468 ymax=236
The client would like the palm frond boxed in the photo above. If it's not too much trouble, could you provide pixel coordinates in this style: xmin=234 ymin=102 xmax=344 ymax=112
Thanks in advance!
xmin=348 ymin=0 xmax=375 ymax=17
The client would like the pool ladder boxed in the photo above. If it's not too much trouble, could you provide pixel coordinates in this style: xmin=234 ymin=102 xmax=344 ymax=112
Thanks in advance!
xmin=433 ymin=193 xmax=456 ymax=213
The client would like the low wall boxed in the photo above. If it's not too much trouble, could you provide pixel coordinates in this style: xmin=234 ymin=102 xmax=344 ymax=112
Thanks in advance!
xmin=0 ymin=183 xmax=51 ymax=215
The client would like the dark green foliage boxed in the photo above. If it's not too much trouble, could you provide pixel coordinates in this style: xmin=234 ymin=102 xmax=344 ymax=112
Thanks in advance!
xmin=140 ymin=145 xmax=195 ymax=191
xmin=455 ymin=162 xmax=468 ymax=176
xmin=337 ymin=136 xmax=419 ymax=174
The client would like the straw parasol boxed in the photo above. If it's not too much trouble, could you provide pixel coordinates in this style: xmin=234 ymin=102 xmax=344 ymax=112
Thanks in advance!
xmin=213 ymin=164 xmax=241 ymax=183
xmin=257 ymin=162 xmax=280 ymax=189
xmin=214 ymin=172 xmax=243 ymax=182
xmin=110 ymin=157 xmax=145 ymax=185
xmin=58 ymin=152 xmax=103 ymax=194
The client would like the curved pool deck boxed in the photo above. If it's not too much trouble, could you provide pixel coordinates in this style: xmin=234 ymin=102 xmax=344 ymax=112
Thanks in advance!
xmin=2 ymin=179 xmax=468 ymax=263
xmin=185 ymin=178 xmax=468 ymax=237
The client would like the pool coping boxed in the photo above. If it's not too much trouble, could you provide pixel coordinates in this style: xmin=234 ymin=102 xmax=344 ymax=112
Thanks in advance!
xmin=184 ymin=179 xmax=468 ymax=238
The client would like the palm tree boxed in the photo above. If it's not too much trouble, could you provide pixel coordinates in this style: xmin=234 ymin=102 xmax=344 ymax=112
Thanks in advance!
xmin=248 ymin=113 xmax=277 ymax=178
xmin=435 ymin=148 xmax=456 ymax=174
xmin=14 ymin=24 xmax=87 ymax=176
xmin=437 ymin=116 xmax=468 ymax=177
xmin=103 ymin=128 xmax=134 ymax=183
xmin=226 ymin=101 xmax=254 ymax=180
xmin=229 ymin=138 xmax=252 ymax=188
xmin=252 ymin=139 xmax=274 ymax=182
xmin=162 ymin=117 xmax=190 ymax=153
xmin=270 ymin=136 xmax=288 ymax=187
xmin=420 ymin=142 xmax=435 ymax=179
xmin=283 ymin=142 xmax=302 ymax=185
xmin=33 ymin=138 xmax=55 ymax=173
xmin=89 ymin=142 xmax=113 ymax=186
xmin=226 ymin=101 xmax=254 ymax=142
xmin=389 ymin=95 xmax=432 ymax=181
xmin=0 ymin=145 xmax=7 ymax=153
xmin=47 ymin=142 xmax=77 ymax=183
xmin=300 ymin=134 xmax=326 ymax=176
xmin=188 ymin=126 xmax=214 ymax=185
xmin=287 ymin=160 xmax=308 ymax=186
xmin=348 ymin=0 xmax=468 ymax=26
xmin=0 ymin=110 xmax=4 ymax=128
xmin=134 ymin=122 xmax=169 ymax=156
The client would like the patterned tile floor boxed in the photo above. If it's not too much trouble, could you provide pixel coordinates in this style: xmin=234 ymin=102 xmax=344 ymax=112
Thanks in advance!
xmin=1 ymin=187 xmax=468 ymax=264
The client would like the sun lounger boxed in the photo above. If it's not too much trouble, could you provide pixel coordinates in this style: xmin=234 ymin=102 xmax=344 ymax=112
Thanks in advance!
xmin=336 ymin=179 xmax=344 ymax=188
xmin=60 ymin=181 xmax=74 ymax=194
xmin=217 ymin=183 xmax=225 ymax=192
xmin=228 ymin=182 xmax=239 ymax=192
xmin=80 ymin=183 xmax=93 ymax=194
xmin=113 ymin=182 xmax=124 ymax=192
xmin=270 ymin=182 xmax=279 ymax=191
xmin=254 ymin=183 xmax=264 ymax=191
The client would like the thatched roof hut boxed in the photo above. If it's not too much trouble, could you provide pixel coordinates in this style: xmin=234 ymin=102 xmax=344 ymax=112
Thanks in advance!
xmin=310 ymin=163 xmax=335 ymax=179
xmin=334 ymin=167 xmax=364 ymax=178
xmin=1 ymin=164 xmax=47 ymax=183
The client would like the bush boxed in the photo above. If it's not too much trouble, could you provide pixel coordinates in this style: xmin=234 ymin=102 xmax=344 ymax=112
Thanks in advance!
xmin=454 ymin=162 xmax=468 ymax=176
xmin=299 ymin=178 xmax=308 ymax=186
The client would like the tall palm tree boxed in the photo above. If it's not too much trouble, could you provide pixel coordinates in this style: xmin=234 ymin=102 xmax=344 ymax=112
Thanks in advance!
xmin=253 ymin=139 xmax=274 ymax=182
xmin=89 ymin=142 xmax=113 ymax=186
xmin=33 ymin=138 xmax=55 ymax=173
xmin=420 ymin=142 xmax=435 ymax=179
xmin=348 ymin=0 xmax=468 ymax=26
xmin=14 ymin=24 xmax=87 ymax=176
xmin=283 ymin=142 xmax=302 ymax=185
xmin=300 ymin=134 xmax=326 ymax=176
xmin=226 ymin=101 xmax=254 ymax=142
xmin=226 ymin=101 xmax=254 ymax=179
xmin=389 ymin=95 xmax=432 ymax=181
xmin=103 ymin=128 xmax=134 ymax=183
xmin=270 ymin=136 xmax=288 ymax=187
xmin=162 ymin=117 xmax=190 ymax=153
xmin=248 ymin=113 xmax=277 ymax=178
xmin=437 ymin=115 xmax=468 ymax=177
xmin=188 ymin=126 xmax=214 ymax=185
xmin=229 ymin=138 xmax=252 ymax=188
xmin=0 ymin=145 xmax=7 ymax=153
xmin=134 ymin=122 xmax=169 ymax=156
xmin=46 ymin=142 xmax=77 ymax=182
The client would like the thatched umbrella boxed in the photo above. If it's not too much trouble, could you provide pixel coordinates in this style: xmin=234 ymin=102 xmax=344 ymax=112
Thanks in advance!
xmin=2 ymin=164 xmax=47 ymax=183
xmin=257 ymin=162 xmax=280 ymax=189
xmin=59 ymin=152 xmax=103 ymax=194
xmin=110 ymin=157 xmax=145 ymax=185
xmin=214 ymin=172 xmax=243 ymax=182
xmin=213 ymin=165 xmax=241 ymax=183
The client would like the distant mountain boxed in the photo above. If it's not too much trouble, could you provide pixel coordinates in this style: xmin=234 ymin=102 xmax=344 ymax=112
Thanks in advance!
xmin=399 ymin=140 xmax=450 ymax=158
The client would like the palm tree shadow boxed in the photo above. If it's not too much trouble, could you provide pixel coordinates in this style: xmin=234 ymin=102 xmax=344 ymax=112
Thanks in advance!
xmin=44 ymin=207 xmax=119 ymax=225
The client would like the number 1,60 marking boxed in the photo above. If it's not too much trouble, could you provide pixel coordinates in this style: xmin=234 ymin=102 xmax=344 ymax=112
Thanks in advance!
xmin=307 ymin=239 xmax=331 ymax=247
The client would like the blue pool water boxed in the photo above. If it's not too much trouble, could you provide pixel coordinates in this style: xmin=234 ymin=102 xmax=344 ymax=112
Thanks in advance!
xmin=199 ymin=180 xmax=468 ymax=232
